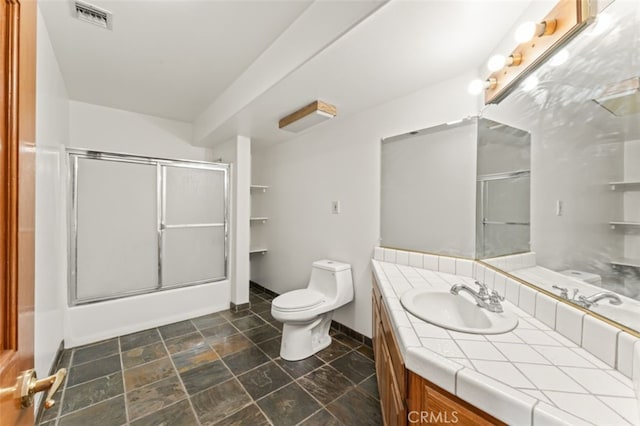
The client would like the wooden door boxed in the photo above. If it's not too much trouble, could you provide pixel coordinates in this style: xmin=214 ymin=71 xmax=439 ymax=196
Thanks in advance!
xmin=0 ymin=0 xmax=37 ymax=424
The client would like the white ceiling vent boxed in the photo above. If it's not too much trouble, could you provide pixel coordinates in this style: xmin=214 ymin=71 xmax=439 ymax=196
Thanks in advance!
xmin=73 ymin=1 xmax=112 ymax=30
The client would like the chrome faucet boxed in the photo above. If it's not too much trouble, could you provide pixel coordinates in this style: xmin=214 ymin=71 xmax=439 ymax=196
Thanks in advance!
xmin=576 ymin=292 xmax=622 ymax=308
xmin=450 ymin=281 xmax=505 ymax=313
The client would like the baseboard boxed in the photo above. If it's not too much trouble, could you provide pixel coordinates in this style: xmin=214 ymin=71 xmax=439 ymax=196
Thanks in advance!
xmin=250 ymin=281 xmax=372 ymax=348
xmin=229 ymin=301 xmax=251 ymax=312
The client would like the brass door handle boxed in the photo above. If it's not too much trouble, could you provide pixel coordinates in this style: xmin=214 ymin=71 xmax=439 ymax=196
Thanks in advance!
xmin=15 ymin=368 xmax=67 ymax=409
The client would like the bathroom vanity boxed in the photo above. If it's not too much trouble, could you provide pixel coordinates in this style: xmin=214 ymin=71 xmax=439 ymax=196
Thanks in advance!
xmin=371 ymin=249 xmax=640 ymax=426
xmin=372 ymin=276 xmax=503 ymax=425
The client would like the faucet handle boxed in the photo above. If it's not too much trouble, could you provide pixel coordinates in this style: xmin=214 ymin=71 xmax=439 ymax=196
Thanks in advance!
xmin=475 ymin=281 xmax=490 ymax=298
xmin=490 ymin=290 xmax=505 ymax=302
xmin=552 ymin=285 xmax=569 ymax=299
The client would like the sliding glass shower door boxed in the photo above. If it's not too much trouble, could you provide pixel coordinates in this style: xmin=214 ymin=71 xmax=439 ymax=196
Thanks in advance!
xmin=69 ymin=150 xmax=228 ymax=305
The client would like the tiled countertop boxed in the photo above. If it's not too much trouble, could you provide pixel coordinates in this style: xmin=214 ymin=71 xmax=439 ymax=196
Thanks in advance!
xmin=372 ymin=259 xmax=640 ymax=426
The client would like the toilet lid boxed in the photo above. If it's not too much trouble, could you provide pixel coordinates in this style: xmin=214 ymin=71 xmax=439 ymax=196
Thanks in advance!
xmin=272 ymin=289 xmax=325 ymax=312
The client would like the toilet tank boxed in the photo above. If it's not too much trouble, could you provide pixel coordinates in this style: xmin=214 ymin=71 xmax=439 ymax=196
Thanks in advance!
xmin=308 ymin=260 xmax=353 ymax=305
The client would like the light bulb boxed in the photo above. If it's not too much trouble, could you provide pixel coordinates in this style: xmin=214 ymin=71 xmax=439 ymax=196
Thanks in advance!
xmin=487 ymin=55 xmax=507 ymax=72
xmin=515 ymin=21 xmax=537 ymax=43
xmin=549 ymin=49 xmax=570 ymax=67
xmin=521 ymin=75 xmax=539 ymax=92
xmin=467 ymin=79 xmax=485 ymax=95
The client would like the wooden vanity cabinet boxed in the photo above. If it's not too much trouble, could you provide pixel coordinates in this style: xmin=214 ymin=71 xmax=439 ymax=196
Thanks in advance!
xmin=372 ymin=276 xmax=505 ymax=426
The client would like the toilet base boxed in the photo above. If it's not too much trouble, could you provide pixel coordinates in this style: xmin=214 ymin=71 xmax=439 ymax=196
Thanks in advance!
xmin=279 ymin=313 xmax=333 ymax=361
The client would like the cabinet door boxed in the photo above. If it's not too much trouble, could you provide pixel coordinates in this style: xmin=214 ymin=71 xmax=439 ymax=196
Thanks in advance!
xmin=408 ymin=373 xmax=503 ymax=426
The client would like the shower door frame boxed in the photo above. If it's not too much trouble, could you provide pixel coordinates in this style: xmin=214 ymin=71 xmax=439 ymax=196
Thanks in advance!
xmin=67 ymin=148 xmax=229 ymax=306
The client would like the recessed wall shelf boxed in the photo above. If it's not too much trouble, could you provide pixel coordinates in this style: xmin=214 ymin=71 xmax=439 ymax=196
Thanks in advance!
xmin=609 ymin=221 xmax=640 ymax=230
xmin=250 ymin=185 xmax=269 ymax=193
xmin=250 ymin=217 xmax=268 ymax=224
xmin=609 ymin=181 xmax=640 ymax=191
xmin=611 ymin=257 xmax=640 ymax=268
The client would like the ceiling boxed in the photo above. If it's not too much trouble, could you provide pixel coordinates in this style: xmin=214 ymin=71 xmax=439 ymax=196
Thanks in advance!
xmin=39 ymin=0 xmax=314 ymax=121
xmin=40 ymin=0 xmax=535 ymax=146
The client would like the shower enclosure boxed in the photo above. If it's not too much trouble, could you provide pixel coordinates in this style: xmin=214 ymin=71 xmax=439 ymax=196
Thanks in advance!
xmin=68 ymin=149 xmax=228 ymax=305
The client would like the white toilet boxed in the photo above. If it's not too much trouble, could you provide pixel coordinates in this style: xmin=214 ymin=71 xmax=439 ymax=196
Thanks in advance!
xmin=271 ymin=259 xmax=354 ymax=361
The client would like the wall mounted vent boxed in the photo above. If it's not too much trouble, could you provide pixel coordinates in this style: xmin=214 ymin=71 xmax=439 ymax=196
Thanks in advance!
xmin=74 ymin=1 xmax=112 ymax=30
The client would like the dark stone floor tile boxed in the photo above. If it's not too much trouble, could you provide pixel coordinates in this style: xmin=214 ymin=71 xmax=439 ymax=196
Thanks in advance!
xmin=330 ymin=351 xmax=375 ymax=384
xmin=299 ymin=409 xmax=341 ymax=426
xmin=250 ymin=301 xmax=272 ymax=314
xmin=58 ymin=395 xmax=126 ymax=426
xmin=237 ymin=361 xmax=292 ymax=400
xmin=191 ymin=379 xmax=251 ymax=425
xmin=61 ymin=372 xmax=123 ymax=415
xmin=298 ymin=365 xmax=354 ymax=405
xmin=215 ymin=403 xmax=269 ymax=426
xmin=120 ymin=329 xmax=161 ymax=352
xmin=220 ymin=309 xmax=254 ymax=321
xmin=333 ymin=332 xmax=362 ymax=349
xmin=356 ymin=344 xmax=374 ymax=361
xmin=130 ymin=399 xmax=198 ymax=426
xmin=158 ymin=320 xmax=197 ymax=340
xmin=243 ymin=324 xmax=280 ymax=344
xmin=172 ymin=345 xmax=219 ymax=373
xmin=200 ymin=323 xmax=239 ymax=344
xmin=39 ymin=399 xmax=60 ymax=423
xmin=223 ymin=346 xmax=270 ymax=375
xmin=327 ymin=388 xmax=382 ymax=426
xmin=250 ymin=293 xmax=265 ymax=304
xmin=259 ymin=292 xmax=275 ymax=301
xmin=255 ymin=310 xmax=277 ymax=323
xmin=57 ymin=349 xmax=73 ymax=370
xmin=276 ymin=355 xmax=324 ymax=379
xmin=358 ymin=374 xmax=379 ymax=400
xmin=127 ymin=375 xmax=186 ymax=421
xmin=124 ymin=357 xmax=174 ymax=391
xmin=122 ymin=342 xmax=167 ymax=369
xmin=39 ymin=421 xmax=55 ymax=426
xmin=179 ymin=360 xmax=232 ymax=395
xmin=72 ymin=338 xmax=119 ymax=366
xmin=191 ymin=313 xmax=227 ymax=330
xmin=316 ymin=340 xmax=351 ymax=363
xmin=231 ymin=314 xmax=266 ymax=331
xmin=209 ymin=333 xmax=253 ymax=357
xmin=270 ymin=320 xmax=284 ymax=331
xmin=257 ymin=382 xmax=320 ymax=426
xmin=164 ymin=332 xmax=206 ymax=355
xmin=66 ymin=353 xmax=121 ymax=387
xmin=256 ymin=337 xmax=281 ymax=359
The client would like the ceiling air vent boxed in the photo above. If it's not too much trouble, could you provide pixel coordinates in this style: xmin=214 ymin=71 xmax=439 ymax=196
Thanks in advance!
xmin=74 ymin=1 xmax=112 ymax=30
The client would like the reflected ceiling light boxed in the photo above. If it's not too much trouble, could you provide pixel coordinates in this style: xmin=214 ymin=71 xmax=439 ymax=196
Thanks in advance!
xmin=548 ymin=49 xmax=570 ymax=67
xmin=520 ymin=75 xmax=539 ymax=92
xmin=467 ymin=78 xmax=497 ymax=95
xmin=278 ymin=100 xmax=336 ymax=132
xmin=487 ymin=53 xmax=523 ymax=71
xmin=591 ymin=13 xmax=612 ymax=35
xmin=514 ymin=19 xmax=557 ymax=43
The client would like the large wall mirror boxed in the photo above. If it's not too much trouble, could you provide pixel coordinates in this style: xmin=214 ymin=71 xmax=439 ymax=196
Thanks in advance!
xmin=381 ymin=0 xmax=640 ymax=334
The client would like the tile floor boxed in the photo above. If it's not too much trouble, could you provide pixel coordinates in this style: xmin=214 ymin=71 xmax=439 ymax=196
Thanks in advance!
xmin=38 ymin=286 xmax=381 ymax=426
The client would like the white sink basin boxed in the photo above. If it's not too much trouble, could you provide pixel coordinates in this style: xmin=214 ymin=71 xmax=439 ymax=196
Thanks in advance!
xmin=400 ymin=288 xmax=518 ymax=334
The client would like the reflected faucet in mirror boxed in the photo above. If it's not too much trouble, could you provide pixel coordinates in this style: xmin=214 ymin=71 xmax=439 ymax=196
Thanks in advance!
xmin=552 ymin=285 xmax=622 ymax=309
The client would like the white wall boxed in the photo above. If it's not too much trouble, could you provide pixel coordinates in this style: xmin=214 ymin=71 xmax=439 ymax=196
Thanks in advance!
xmin=210 ymin=136 xmax=251 ymax=307
xmin=69 ymin=101 xmax=211 ymax=161
xmin=35 ymin=7 xmax=69 ymax=377
xmin=252 ymin=72 xmax=478 ymax=337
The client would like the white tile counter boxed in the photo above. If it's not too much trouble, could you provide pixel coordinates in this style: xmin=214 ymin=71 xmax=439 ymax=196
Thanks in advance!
xmin=371 ymin=257 xmax=640 ymax=426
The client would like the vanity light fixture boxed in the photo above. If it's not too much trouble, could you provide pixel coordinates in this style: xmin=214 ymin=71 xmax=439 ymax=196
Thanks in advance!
xmin=279 ymin=100 xmax=337 ymax=133
xmin=467 ymin=78 xmax=497 ymax=95
xmin=487 ymin=53 xmax=523 ymax=72
xmin=514 ymin=20 xmax=557 ymax=43
xmin=482 ymin=0 xmax=594 ymax=104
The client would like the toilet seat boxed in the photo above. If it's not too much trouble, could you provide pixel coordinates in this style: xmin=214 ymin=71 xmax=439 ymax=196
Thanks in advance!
xmin=272 ymin=289 xmax=325 ymax=312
